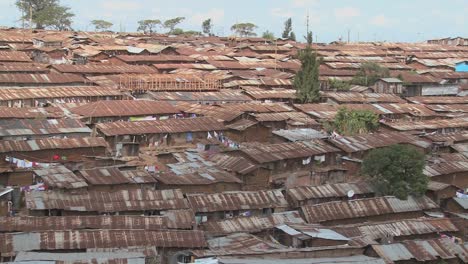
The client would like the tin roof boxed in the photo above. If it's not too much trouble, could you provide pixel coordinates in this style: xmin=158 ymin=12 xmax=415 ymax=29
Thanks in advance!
xmin=424 ymin=131 xmax=468 ymax=144
xmin=382 ymin=117 xmax=468 ymax=131
xmin=329 ymin=131 xmax=431 ymax=153
xmin=34 ymin=166 xmax=88 ymax=189
xmin=209 ymin=153 xmax=258 ymax=175
xmin=0 ymin=51 xmax=32 ymax=62
xmin=251 ymin=111 xmax=318 ymax=126
xmin=0 ymin=137 xmax=107 ymax=153
xmin=0 ymin=118 xmax=91 ymax=137
xmin=78 ymin=167 xmax=133 ymax=186
xmin=425 ymin=104 xmax=468 ymax=113
xmin=240 ymin=140 xmax=340 ymax=164
xmin=243 ymin=87 xmax=297 ymax=100
xmin=0 ymin=106 xmax=63 ymax=119
xmin=25 ymin=189 xmax=189 ymax=212
xmin=0 ymin=229 xmax=206 ymax=253
xmin=0 ymin=73 xmax=86 ymax=85
xmin=424 ymin=160 xmax=468 ymax=177
xmin=0 ymin=86 xmax=122 ymax=101
xmin=96 ymin=117 xmax=226 ymax=136
xmin=117 ymin=54 xmax=196 ymax=63
xmin=321 ymin=92 xmax=406 ymax=104
xmin=407 ymin=96 xmax=468 ymax=104
xmin=272 ymin=128 xmax=328 ymax=142
xmin=218 ymin=255 xmax=385 ymax=264
xmin=222 ymin=102 xmax=293 ymax=113
xmin=52 ymin=64 xmax=157 ymax=74
xmin=176 ymin=102 xmax=243 ymax=122
xmin=201 ymin=211 xmax=305 ymax=236
xmin=301 ymin=196 xmax=438 ymax=223
xmin=371 ymin=238 xmax=468 ymax=263
xmin=187 ymin=189 xmax=288 ymax=213
xmin=287 ymin=182 xmax=375 ymax=203
xmin=13 ymin=251 xmax=146 ymax=263
xmin=149 ymin=90 xmax=252 ymax=102
xmin=0 ymin=215 xmax=167 ymax=232
xmin=70 ymin=100 xmax=180 ymax=118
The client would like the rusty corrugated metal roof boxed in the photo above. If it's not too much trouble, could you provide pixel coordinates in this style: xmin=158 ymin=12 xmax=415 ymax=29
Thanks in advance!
xmin=321 ymin=92 xmax=406 ymax=104
xmin=240 ymin=140 xmax=339 ymax=164
xmin=287 ymin=182 xmax=375 ymax=203
xmin=187 ymin=189 xmax=288 ymax=213
xmin=70 ymin=100 xmax=179 ymax=118
xmin=52 ymin=64 xmax=157 ymax=74
xmin=34 ymin=166 xmax=88 ymax=189
xmin=0 ymin=106 xmax=63 ymax=119
xmin=382 ymin=117 xmax=468 ymax=131
xmin=96 ymin=117 xmax=226 ymax=136
xmin=301 ymin=196 xmax=438 ymax=223
xmin=0 ymin=86 xmax=122 ymax=101
xmin=0 ymin=51 xmax=32 ymax=62
xmin=0 ymin=118 xmax=91 ymax=137
xmin=0 ymin=73 xmax=86 ymax=85
xmin=0 ymin=137 xmax=107 ymax=153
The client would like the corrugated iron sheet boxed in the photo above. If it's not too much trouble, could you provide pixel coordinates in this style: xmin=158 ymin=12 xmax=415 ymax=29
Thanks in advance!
xmin=202 ymin=211 xmax=305 ymax=236
xmin=0 ymin=86 xmax=122 ymax=101
xmin=78 ymin=167 xmax=133 ymax=185
xmin=222 ymin=102 xmax=293 ymax=113
xmin=0 ymin=230 xmax=206 ymax=253
xmin=382 ymin=117 xmax=468 ymax=131
xmin=0 ymin=137 xmax=107 ymax=153
xmin=321 ymin=92 xmax=406 ymax=104
xmin=25 ymin=189 xmax=189 ymax=212
xmin=0 ymin=215 xmax=167 ymax=232
xmin=408 ymin=96 xmax=468 ymax=104
xmin=149 ymin=90 xmax=252 ymax=102
xmin=70 ymin=100 xmax=179 ymax=118
xmin=52 ymin=64 xmax=157 ymax=74
xmin=329 ymin=131 xmax=432 ymax=153
xmin=240 ymin=140 xmax=339 ymax=164
xmin=424 ymin=160 xmax=468 ymax=177
xmin=0 ymin=106 xmax=63 ymax=119
xmin=0 ymin=118 xmax=91 ymax=136
xmin=210 ymin=153 xmax=258 ymax=175
xmin=35 ymin=166 xmax=88 ymax=189
xmin=301 ymin=196 xmax=438 ymax=223
xmin=287 ymin=182 xmax=375 ymax=203
xmin=187 ymin=189 xmax=288 ymax=213
xmin=96 ymin=117 xmax=226 ymax=136
xmin=0 ymin=51 xmax=32 ymax=62
xmin=176 ymin=102 xmax=242 ymax=122
xmin=0 ymin=73 xmax=85 ymax=85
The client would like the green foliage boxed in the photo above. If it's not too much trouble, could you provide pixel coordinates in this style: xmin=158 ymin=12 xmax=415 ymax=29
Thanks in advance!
xmin=16 ymin=0 xmax=74 ymax=30
xmin=163 ymin=17 xmax=185 ymax=34
xmin=289 ymin=31 xmax=296 ymax=41
xmin=231 ymin=22 xmax=257 ymax=37
xmin=262 ymin=30 xmax=275 ymax=41
xmin=282 ymin=18 xmax=293 ymax=39
xmin=202 ymin=18 xmax=213 ymax=36
xmin=91 ymin=20 xmax=113 ymax=31
xmin=305 ymin=31 xmax=313 ymax=45
xmin=362 ymin=144 xmax=428 ymax=200
xmin=294 ymin=45 xmax=321 ymax=103
xmin=329 ymin=79 xmax=351 ymax=91
xmin=351 ymin=62 xmax=390 ymax=86
xmin=329 ymin=107 xmax=379 ymax=136
xmin=137 ymin=19 xmax=161 ymax=34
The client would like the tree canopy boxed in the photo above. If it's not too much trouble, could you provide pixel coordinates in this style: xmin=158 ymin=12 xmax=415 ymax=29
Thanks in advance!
xmin=262 ymin=30 xmax=275 ymax=41
xmin=16 ymin=0 xmax=74 ymax=30
xmin=362 ymin=144 xmax=428 ymax=200
xmin=294 ymin=45 xmax=321 ymax=103
xmin=137 ymin=19 xmax=161 ymax=34
xmin=231 ymin=23 xmax=257 ymax=37
xmin=282 ymin=18 xmax=295 ymax=40
xmin=202 ymin=18 xmax=213 ymax=36
xmin=164 ymin=17 xmax=185 ymax=34
xmin=352 ymin=62 xmax=390 ymax=86
xmin=91 ymin=20 xmax=113 ymax=31
xmin=328 ymin=107 xmax=379 ymax=136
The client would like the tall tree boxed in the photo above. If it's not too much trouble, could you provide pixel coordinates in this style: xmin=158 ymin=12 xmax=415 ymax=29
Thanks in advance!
xmin=16 ymin=0 xmax=74 ymax=30
xmin=137 ymin=19 xmax=161 ymax=34
xmin=294 ymin=45 xmax=321 ymax=103
xmin=164 ymin=17 xmax=185 ymax=34
xmin=282 ymin=18 xmax=293 ymax=39
xmin=231 ymin=23 xmax=257 ymax=37
xmin=351 ymin=62 xmax=390 ymax=86
xmin=202 ymin=18 xmax=213 ymax=36
xmin=91 ymin=20 xmax=113 ymax=32
xmin=362 ymin=144 xmax=427 ymax=200
xmin=305 ymin=31 xmax=313 ymax=45
xmin=328 ymin=107 xmax=379 ymax=136
xmin=289 ymin=31 xmax=296 ymax=41
xmin=262 ymin=30 xmax=275 ymax=41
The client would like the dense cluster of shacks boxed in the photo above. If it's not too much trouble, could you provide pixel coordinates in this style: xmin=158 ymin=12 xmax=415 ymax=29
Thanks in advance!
xmin=0 ymin=28 xmax=467 ymax=264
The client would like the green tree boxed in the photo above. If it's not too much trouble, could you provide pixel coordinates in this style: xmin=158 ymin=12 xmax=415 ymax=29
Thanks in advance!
xmin=329 ymin=79 xmax=351 ymax=91
xmin=305 ymin=31 xmax=313 ymax=45
xmin=262 ymin=30 xmax=275 ymax=41
xmin=282 ymin=18 xmax=292 ymax=39
xmin=231 ymin=22 xmax=257 ymax=37
xmin=164 ymin=17 xmax=185 ymax=34
xmin=16 ymin=0 xmax=74 ymax=30
xmin=91 ymin=20 xmax=113 ymax=31
xmin=329 ymin=107 xmax=379 ymax=136
xmin=289 ymin=31 xmax=296 ymax=41
xmin=202 ymin=18 xmax=213 ymax=36
xmin=352 ymin=62 xmax=390 ymax=86
xmin=294 ymin=45 xmax=321 ymax=103
xmin=362 ymin=144 xmax=428 ymax=200
xmin=137 ymin=19 xmax=161 ymax=34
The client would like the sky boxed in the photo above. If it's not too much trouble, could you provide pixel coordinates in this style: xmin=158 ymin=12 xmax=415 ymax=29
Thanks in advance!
xmin=0 ymin=0 xmax=467 ymax=43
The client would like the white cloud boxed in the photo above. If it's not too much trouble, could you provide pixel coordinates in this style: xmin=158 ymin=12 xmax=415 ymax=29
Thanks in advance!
xmin=188 ymin=8 xmax=225 ymax=26
xmin=271 ymin=8 xmax=293 ymax=18
xmin=99 ymin=0 xmax=143 ymax=11
xmin=334 ymin=7 xmax=360 ymax=20
xmin=292 ymin=0 xmax=319 ymax=7
xmin=370 ymin=14 xmax=391 ymax=26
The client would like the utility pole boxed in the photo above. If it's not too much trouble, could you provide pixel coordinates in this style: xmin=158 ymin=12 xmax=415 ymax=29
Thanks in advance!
xmin=347 ymin=28 xmax=350 ymax=43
